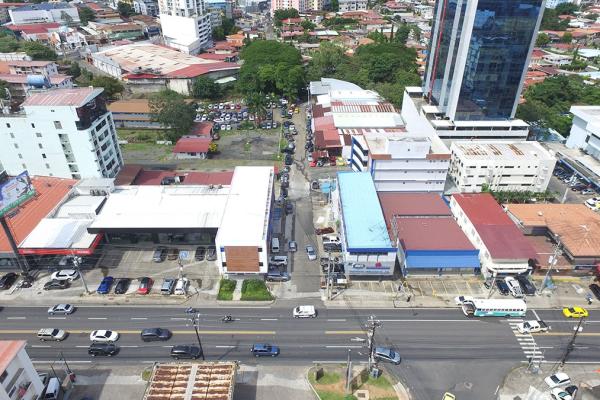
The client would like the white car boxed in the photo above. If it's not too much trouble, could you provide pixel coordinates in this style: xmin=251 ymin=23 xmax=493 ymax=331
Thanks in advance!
xmin=50 ymin=269 xmax=79 ymax=281
xmin=454 ymin=295 xmax=473 ymax=306
xmin=48 ymin=304 xmax=75 ymax=315
xmin=293 ymin=305 xmax=317 ymax=318
xmin=504 ymin=276 xmax=523 ymax=298
xmin=305 ymin=245 xmax=317 ymax=261
xmin=90 ymin=330 xmax=120 ymax=342
xmin=545 ymin=372 xmax=571 ymax=388
xmin=551 ymin=387 xmax=573 ymax=400
xmin=516 ymin=320 xmax=550 ymax=334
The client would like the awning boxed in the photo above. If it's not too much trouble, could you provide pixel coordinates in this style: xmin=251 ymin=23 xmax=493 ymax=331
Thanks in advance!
xmin=405 ymin=251 xmax=480 ymax=269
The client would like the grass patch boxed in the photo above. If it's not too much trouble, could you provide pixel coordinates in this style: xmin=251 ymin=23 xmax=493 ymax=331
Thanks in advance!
xmin=240 ymin=279 xmax=273 ymax=301
xmin=141 ymin=368 xmax=152 ymax=381
xmin=121 ymin=142 xmax=172 ymax=152
xmin=318 ymin=394 xmax=357 ymax=400
xmin=217 ymin=279 xmax=236 ymax=300
xmin=117 ymin=129 xmax=165 ymax=142
xmin=315 ymin=372 xmax=341 ymax=385
xmin=362 ymin=375 xmax=392 ymax=389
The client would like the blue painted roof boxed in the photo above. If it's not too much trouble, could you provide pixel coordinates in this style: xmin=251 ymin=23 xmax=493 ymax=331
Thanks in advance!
xmin=405 ymin=250 xmax=480 ymax=269
xmin=338 ymin=172 xmax=394 ymax=251
xmin=15 ymin=2 xmax=72 ymax=11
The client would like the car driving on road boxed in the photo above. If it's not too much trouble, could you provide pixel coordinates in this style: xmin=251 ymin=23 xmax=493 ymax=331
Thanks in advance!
xmin=293 ymin=305 xmax=317 ymax=318
xmin=48 ymin=304 xmax=75 ymax=315
xmin=90 ymin=330 xmax=120 ymax=342
xmin=563 ymin=307 xmax=588 ymax=318
xmin=170 ymin=345 xmax=201 ymax=359
xmin=251 ymin=344 xmax=280 ymax=357
xmin=305 ymin=245 xmax=317 ymax=261
xmin=140 ymin=328 xmax=172 ymax=342
xmin=88 ymin=343 xmax=118 ymax=357
xmin=374 ymin=347 xmax=401 ymax=365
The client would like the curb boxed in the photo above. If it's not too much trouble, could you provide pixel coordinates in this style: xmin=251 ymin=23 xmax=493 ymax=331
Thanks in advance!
xmin=305 ymin=366 xmax=322 ymax=400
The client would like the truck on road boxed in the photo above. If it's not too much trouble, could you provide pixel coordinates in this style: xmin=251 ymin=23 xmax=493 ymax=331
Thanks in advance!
xmin=516 ymin=320 xmax=550 ymax=334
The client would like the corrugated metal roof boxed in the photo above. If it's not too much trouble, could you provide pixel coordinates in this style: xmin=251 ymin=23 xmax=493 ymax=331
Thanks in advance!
xmin=22 ymin=87 xmax=103 ymax=107
xmin=378 ymin=193 xmax=451 ymax=222
xmin=397 ymin=217 xmax=476 ymax=251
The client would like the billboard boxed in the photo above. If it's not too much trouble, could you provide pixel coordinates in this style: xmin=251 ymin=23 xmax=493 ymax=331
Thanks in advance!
xmin=0 ymin=171 xmax=36 ymax=217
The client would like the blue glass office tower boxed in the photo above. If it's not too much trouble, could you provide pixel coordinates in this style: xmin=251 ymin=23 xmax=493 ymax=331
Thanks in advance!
xmin=423 ymin=0 xmax=544 ymax=121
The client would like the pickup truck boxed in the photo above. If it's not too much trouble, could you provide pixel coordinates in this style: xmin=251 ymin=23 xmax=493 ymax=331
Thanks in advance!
xmin=516 ymin=320 xmax=550 ymax=334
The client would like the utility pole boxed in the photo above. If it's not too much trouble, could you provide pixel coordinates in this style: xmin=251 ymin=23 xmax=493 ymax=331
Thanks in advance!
xmin=559 ymin=317 xmax=585 ymax=368
xmin=366 ymin=316 xmax=381 ymax=372
xmin=189 ymin=312 xmax=205 ymax=361
xmin=327 ymin=251 xmax=332 ymax=301
xmin=72 ymin=255 xmax=89 ymax=294
xmin=345 ymin=349 xmax=352 ymax=394
xmin=486 ymin=272 xmax=497 ymax=299
xmin=541 ymin=237 xmax=561 ymax=293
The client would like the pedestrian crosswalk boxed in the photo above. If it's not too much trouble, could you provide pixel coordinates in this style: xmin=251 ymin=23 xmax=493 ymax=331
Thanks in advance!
xmin=508 ymin=319 xmax=544 ymax=362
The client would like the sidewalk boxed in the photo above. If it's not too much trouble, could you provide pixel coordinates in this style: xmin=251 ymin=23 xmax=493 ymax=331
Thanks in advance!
xmin=498 ymin=364 xmax=600 ymax=399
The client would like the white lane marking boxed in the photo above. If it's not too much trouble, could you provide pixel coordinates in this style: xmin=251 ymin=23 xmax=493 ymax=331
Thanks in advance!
xmin=30 ymin=345 xmax=51 ymax=348
xmin=507 ymin=319 xmax=523 ymax=322
xmin=327 ymin=319 xmax=346 ymax=322
xmin=120 ymin=345 xmax=139 ymax=348
xmin=215 ymin=345 xmax=236 ymax=348
xmin=532 ymin=309 xmax=540 ymax=320
xmin=260 ymin=318 xmax=278 ymax=321
xmin=539 ymin=346 xmax=554 ymax=349
xmin=312 ymin=360 xmax=346 ymax=363
xmin=88 ymin=317 xmax=107 ymax=320
xmin=7 ymin=317 xmax=26 ymax=320
xmin=162 ymin=345 xmax=173 ymax=348
xmin=33 ymin=361 xmax=91 ymax=364
xmin=48 ymin=317 xmax=66 ymax=320
xmin=131 ymin=317 xmax=147 ymax=320
xmin=76 ymin=345 xmax=89 ymax=348
xmin=170 ymin=318 xmax=187 ymax=321
xmin=378 ymin=319 xmax=480 ymax=322
xmin=325 ymin=345 xmax=363 ymax=348
xmin=142 ymin=361 xmax=156 ymax=364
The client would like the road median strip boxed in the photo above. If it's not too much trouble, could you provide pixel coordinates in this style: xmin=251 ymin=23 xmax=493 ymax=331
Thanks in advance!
xmin=0 ymin=330 xmax=276 ymax=335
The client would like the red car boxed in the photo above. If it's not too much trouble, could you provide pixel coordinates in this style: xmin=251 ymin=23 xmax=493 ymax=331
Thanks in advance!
xmin=315 ymin=227 xmax=335 ymax=235
xmin=137 ymin=277 xmax=153 ymax=295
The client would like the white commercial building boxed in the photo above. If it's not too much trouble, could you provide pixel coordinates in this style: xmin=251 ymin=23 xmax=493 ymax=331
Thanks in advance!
xmin=0 ymin=340 xmax=45 ymax=400
xmin=566 ymin=106 xmax=600 ymax=161
xmin=338 ymin=0 xmax=367 ymax=12
xmin=159 ymin=0 xmax=212 ymax=54
xmin=351 ymin=131 xmax=450 ymax=193
xmin=9 ymin=3 xmax=80 ymax=24
xmin=545 ymin=0 xmax=571 ymax=8
xmin=88 ymin=166 xmax=274 ymax=276
xmin=449 ymin=141 xmax=556 ymax=193
xmin=401 ymin=87 xmax=530 ymax=142
xmin=0 ymin=87 xmax=123 ymax=180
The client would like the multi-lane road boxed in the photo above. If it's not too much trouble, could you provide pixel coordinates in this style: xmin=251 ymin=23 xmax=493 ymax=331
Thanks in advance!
xmin=0 ymin=304 xmax=599 ymax=399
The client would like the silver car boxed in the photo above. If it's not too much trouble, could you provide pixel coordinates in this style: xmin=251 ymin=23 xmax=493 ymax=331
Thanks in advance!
xmin=306 ymin=245 xmax=317 ymax=261
xmin=374 ymin=347 xmax=401 ymax=365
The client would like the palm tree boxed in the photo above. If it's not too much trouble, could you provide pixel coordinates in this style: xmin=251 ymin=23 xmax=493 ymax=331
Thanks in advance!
xmin=246 ymin=92 xmax=268 ymax=126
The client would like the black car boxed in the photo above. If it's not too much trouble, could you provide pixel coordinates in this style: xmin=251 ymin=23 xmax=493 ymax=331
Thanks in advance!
xmin=590 ymin=284 xmax=600 ymax=301
xmin=43 ymin=280 xmax=69 ymax=291
xmin=195 ymin=246 xmax=206 ymax=261
xmin=280 ymin=187 xmax=288 ymax=198
xmin=284 ymin=154 xmax=293 ymax=166
xmin=140 ymin=328 xmax=172 ymax=342
xmin=170 ymin=345 xmax=201 ymax=359
xmin=495 ymin=279 xmax=510 ymax=295
xmin=114 ymin=278 xmax=131 ymax=294
xmin=516 ymin=275 xmax=536 ymax=295
xmin=88 ymin=343 xmax=118 ymax=357
xmin=0 ymin=272 xmax=18 ymax=290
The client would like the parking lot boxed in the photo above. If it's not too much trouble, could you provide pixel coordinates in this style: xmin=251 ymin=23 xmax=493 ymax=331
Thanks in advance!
xmin=549 ymin=164 xmax=599 ymax=206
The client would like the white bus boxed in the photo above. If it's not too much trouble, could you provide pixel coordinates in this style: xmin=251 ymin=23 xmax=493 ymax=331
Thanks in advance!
xmin=461 ymin=298 xmax=527 ymax=318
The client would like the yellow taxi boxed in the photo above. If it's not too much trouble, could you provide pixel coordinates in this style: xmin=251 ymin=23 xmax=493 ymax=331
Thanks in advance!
xmin=562 ymin=306 xmax=589 ymax=318
xmin=442 ymin=393 xmax=456 ymax=400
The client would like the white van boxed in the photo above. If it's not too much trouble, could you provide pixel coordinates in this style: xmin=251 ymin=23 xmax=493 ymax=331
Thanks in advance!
xmin=174 ymin=278 xmax=189 ymax=295
xmin=271 ymin=237 xmax=280 ymax=253
xmin=505 ymin=277 xmax=523 ymax=298
xmin=44 ymin=377 xmax=60 ymax=400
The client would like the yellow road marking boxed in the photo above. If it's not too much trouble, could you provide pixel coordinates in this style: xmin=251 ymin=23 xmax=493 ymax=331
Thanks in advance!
xmin=0 ymin=330 xmax=276 ymax=335
xmin=533 ymin=332 xmax=600 ymax=336
xmin=325 ymin=331 xmax=364 ymax=335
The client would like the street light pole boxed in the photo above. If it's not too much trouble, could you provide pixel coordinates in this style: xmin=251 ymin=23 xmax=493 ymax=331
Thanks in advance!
xmin=72 ymin=255 xmax=89 ymax=294
xmin=559 ymin=317 xmax=585 ymax=368
xmin=190 ymin=312 xmax=205 ymax=361
xmin=366 ymin=316 xmax=380 ymax=372
xmin=541 ymin=237 xmax=561 ymax=293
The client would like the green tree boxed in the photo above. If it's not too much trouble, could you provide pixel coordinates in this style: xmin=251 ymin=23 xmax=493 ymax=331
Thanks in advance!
xmin=192 ymin=76 xmax=220 ymax=99
xmin=19 ymin=41 xmax=57 ymax=60
xmin=541 ymin=8 xmax=570 ymax=30
xmin=273 ymin=8 xmax=299 ymax=27
xmin=394 ymin=23 xmax=411 ymax=45
xmin=301 ymin=19 xmax=316 ymax=31
xmin=222 ymin=18 xmax=239 ymax=35
xmin=68 ymin=62 xmax=81 ymax=78
xmin=0 ymin=80 xmax=9 ymax=100
xmin=149 ymin=90 xmax=196 ymax=142
xmin=90 ymin=76 xmax=124 ymax=99
xmin=561 ymin=32 xmax=573 ymax=43
xmin=536 ymin=33 xmax=551 ymax=47
xmin=0 ymin=36 xmax=20 ymax=53
xmin=245 ymin=92 xmax=268 ymax=124
xmin=307 ymin=42 xmax=347 ymax=81
xmin=330 ymin=0 xmax=339 ymax=11
xmin=117 ymin=1 xmax=134 ymax=17
xmin=212 ymin=26 xmax=225 ymax=40
xmin=367 ymin=30 xmax=388 ymax=44
xmin=78 ymin=7 xmax=96 ymax=26
xmin=555 ymin=3 xmax=578 ymax=15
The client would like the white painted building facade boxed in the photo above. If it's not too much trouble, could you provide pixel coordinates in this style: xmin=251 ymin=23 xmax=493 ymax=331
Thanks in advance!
xmin=0 ymin=341 xmax=45 ymax=400
xmin=0 ymin=88 xmax=123 ymax=180
xmin=338 ymin=0 xmax=367 ymax=12
xmin=9 ymin=3 xmax=80 ymax=24
xmin=566 ymin=106 xmax=600 ymax=161
xmin=449 ymin=141 xmax=556 ymax=193
xmin=158 ymin=0 xmax=212 ymax=54
xmin=351 ymin=132 xmax=450 ymax=193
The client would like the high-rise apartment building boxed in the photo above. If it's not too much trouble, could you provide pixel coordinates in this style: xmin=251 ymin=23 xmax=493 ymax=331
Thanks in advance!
xmin=402 ymin=0 xmax=544 ymax=141
xmin=159 ymin=0 xmax=213 ymax=55
xmin=0 ymin=88 xmax=123 ymax=180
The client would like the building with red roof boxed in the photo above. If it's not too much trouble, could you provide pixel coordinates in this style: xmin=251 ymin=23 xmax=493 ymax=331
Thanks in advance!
xmin=450 ymin=193 xmax=536 ymax=277
xmin=173 ymin=136 xmax=212 ymax=159
xmin=114 ymin=166 xmax=234 ymax=186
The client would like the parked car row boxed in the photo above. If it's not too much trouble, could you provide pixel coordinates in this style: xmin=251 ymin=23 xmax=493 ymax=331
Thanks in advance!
xmin=544 ymin=372 xmax=578 ymax=400
xmin=554 ymin=167 xmax=597 ymax=196
xmin=489 ymin=276 xmax=536 ymax=297
xmin=585 ymin=196 xmax=600 ymax=211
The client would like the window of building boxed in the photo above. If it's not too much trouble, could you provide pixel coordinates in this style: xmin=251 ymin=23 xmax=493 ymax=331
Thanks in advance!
xmin=38 ymin=143 xmax=43 ymax=149
xmin=18 ymin=153 xmax=22 ymax=159
xmin=45 ymin=163 xmax=50 ymax=169
xmin=22 ymin=163 xmax=26 ymax=169
xmin=9 ymin=133 xmax=14 ymax=138
xmin=5 ymin=123 xmax=10 ymax=128
xmin=13 ymin=143 xmax=18 ymax=149
xmin=0 ymin=371 xmax=7 ymax=383
xmin=42 ymin=153 xmax=46 ymax=159
xmin=36 ymin=132 xmax=42 ymax=138
xmin=54 ymin=121 xmax=62 ymax=129
xmin=31 ymin=123 xmax=35 ymax=128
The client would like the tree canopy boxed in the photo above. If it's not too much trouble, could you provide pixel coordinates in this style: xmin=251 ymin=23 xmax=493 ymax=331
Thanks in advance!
xmin=90 ymin=76 xmax=124 ymax=99
xmin=273 ymin=8 xmax=299 ymax=26
xmin=149 ymin=90 xmax=196 ymax=142
xmin=18 ymin=41 xmax=57 ymax=61
xmin=536 ymin=33 xmax=550 ymax=47
xmin=237 ymin=40 xmax=304 ymax=100
xmin=212 ymin=18 xmax=240 ymax=41
xmin=540 ymin=7 xmax=570 ymax=30
xmin=192 ymin=76 xmax=220 ymax=99
xmin=117 ymin=1 xmax=134 ymax=17
xmin=0 ymin=80 xmax=9 ymax=100
xmin=517 ymin=75 xmax=600 ymax=136
xmin=78 ymin=6 xmax=96 ymax=26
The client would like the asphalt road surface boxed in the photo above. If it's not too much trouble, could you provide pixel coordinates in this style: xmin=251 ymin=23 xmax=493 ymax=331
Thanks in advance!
xmin=0 ymin=305 xmax=598 ymax=399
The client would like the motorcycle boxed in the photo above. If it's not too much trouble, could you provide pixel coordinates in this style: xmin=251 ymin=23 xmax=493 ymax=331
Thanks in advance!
xmin=222 ymin=315 xmax=233 ymax=323
xmin=185 ymin=307 xmax=198 ymax=314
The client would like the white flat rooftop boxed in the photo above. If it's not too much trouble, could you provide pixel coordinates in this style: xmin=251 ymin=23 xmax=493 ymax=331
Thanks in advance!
xmin=89 ymin=185 xmax=230 ymax=230
xmin=452 ymin=141 xmax=554 ymax=161
xmin=20 ymin=218 xmax=97 ymax=250
xmin=333 ymin=113 xmax=404 ymax=129
xmin=217 ymin=166 xmax=274 ymax=245
xmin=54 ymin=196 xmax=105 ymax=219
